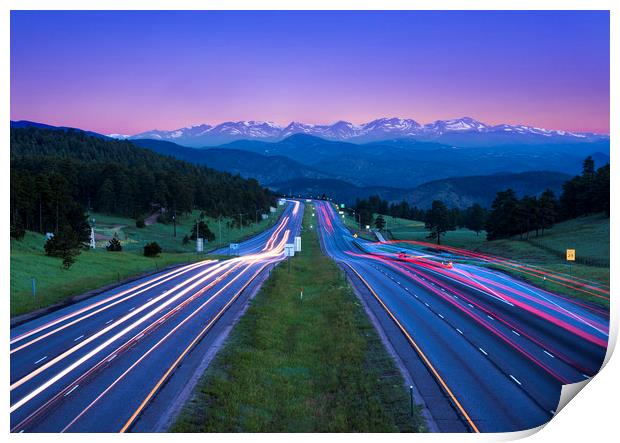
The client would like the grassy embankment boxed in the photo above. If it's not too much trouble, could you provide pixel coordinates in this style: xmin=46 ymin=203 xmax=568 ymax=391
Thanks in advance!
xmin=171 ymin=206 xmax=426 ymax=432
xmin=10 ymin=208 xmax=283 ymax=317
xmin=384 ymin=214 xmax=609 ymax=307
xmin=341 ymin=212 xmax=378 ymax=241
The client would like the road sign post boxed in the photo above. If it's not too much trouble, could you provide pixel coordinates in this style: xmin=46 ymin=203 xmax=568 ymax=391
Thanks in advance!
xmin=410 ymin=385 xmax=414 ymax=417
xmin=284 ymin=243 xmax=295 ymax=273
xmin=566 ymin=249 xmax=575 ymax=278
xmin=294 ymin=236 xmax=301 ymax=252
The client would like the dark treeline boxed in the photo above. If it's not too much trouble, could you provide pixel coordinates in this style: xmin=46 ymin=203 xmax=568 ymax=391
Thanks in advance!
xmin=10 ymin=128 xmax=275 ymax=238
xmin=351 ymin=156 xmax=609 ymax=244
xmin=351 ymin=195 xmax=484 ymax=237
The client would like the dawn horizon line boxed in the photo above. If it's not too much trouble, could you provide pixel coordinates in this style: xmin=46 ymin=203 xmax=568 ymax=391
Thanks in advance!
xmin=10 ymin=115 xmax=610 ymax=137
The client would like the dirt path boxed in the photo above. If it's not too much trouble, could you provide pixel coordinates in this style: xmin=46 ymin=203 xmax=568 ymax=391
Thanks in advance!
xmin=145 ymin=210 xmax=162 ymax=226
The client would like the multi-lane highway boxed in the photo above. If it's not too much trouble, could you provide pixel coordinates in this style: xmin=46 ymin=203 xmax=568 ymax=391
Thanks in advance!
xmin=10 ymin=200 xmax=303 ymax=433
xmin=314 ymin=200 xmax=609 ymax=432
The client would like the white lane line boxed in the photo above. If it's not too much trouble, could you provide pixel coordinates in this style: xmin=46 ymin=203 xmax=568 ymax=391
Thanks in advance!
xmin=478 ymin=347 xmax=488 ymax=356
xmin=582 ymin=374 xmax=590 ymax=379
xmin=64 ymin=385 xmax=79 ymax=397
xmin=405 ymin=287 xmax=409 ymax=291
xmin=34 ymin=356 xmax=47 ymax=365
xmin=543 ymin=350 xmax=555 ymax=358
xmin=438 ymin=314 xmax=444 ymax=319
xmin=456 ymin=328 xmax=463 ymax=335
xmin=73 ymin=335 xmax=84 ymax=342
xmin=467 ymin=303 xmax=474 ymax=308
xmin=487 ymin=315 xmax=494 ymax=320
xmin=512 ymin=330 xmax=521 ymax=336
xmin=128 ymin=307 xmax=136 ymax=312
xmin=424 ymin=302 xmax=430 ymax=307
xmin=509 ymin=375 xmax=522 ymax=385
xmin=147 ymin=297 xmax=153 ymax=302
xmin=105 ymin=319 xmax=114 ymax=325
xmin=107 ymin=354 xmax=117 ymax=363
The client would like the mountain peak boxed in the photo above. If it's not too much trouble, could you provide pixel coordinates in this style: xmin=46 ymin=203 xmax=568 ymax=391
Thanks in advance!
xmin=104 ymin=117 xmax=607 ymax=147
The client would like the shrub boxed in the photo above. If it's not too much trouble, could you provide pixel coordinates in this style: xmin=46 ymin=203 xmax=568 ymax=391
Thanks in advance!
xmin=182 ymin=234 xmax=190 ymax=245
xmin=190 ymin=220 xmax=216 ymax=242
xmin=106 ymin=235 xmax=123 ymax=252
xmin=44 ymin=225 xmax=82 ymax=268
xmin=11 ymin=224 xmax=25 ymax=240
xmin=135 ymin=216 xmax=146 ymax=228
xmin=144 ymin=241 xmax=162 ymax=257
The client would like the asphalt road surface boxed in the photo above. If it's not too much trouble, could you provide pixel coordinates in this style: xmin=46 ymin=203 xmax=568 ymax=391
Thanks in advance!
xmin=313 ymin=200 xmax=609 ymax=433
xmin=10 ymin=200 xmax=303 ymax=433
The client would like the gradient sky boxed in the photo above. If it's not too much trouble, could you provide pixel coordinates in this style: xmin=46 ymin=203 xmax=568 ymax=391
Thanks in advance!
xmin=11 ymin=10 xmax=610 ymax=134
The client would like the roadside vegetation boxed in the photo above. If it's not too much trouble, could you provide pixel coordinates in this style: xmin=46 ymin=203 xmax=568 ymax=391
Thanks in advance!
xmin=171 ymin=207 xmax=426 ymax=432
xmin=10 ymin=207 xmax=284 ymax=318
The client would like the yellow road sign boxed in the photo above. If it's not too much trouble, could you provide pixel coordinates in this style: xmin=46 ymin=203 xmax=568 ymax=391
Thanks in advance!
xmin=566 ymin=249 xmax=576 ymax=261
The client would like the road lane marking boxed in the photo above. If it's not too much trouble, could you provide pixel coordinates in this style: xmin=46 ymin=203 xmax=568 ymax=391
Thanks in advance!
xmin=438 ymin=314 xmax=444 ymax=319
xmin=10 ymin=260 xmax=217 ymax=349
xmin=345 ymin=264 xmax=480 ymax=433
xmin=105 ymin=319 xmax=114 ymax=325
xmin=128 ymin=307 xmax=136 ymax=312
xmin=487 ymin=315 xmax=494 ymax=320
xmin=10 ymin=260 xmax=237 ymax=407
xmin=74 ymin=335 xmax=84 ymax=342
xmin=478 ymin=347 xmax=488 ymax=356
xmin=34 ymin=356 xmax=47 ymax=365
xmin=456 ymin=328 xmax=463 ymax=335
xmin=509 ymin=375 xmax=522 ymax=386
xmin=119 ymin=262 xmax=270 ymax=433
xmin=512 ymin=330 xmax=521 ymax=336
xmin=64 ymin=385 xmax=79 ymax=397
xmin=543 ymin=350 xmax=555 ymax=358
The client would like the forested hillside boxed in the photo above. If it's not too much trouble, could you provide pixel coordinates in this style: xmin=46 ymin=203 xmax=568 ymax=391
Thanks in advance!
xmin=10 ymin=128 xmax=275 ymax=235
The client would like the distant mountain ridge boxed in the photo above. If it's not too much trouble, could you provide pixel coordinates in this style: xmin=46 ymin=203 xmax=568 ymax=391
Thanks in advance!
xmin=107 ymin=117 xmax=608 ymax=147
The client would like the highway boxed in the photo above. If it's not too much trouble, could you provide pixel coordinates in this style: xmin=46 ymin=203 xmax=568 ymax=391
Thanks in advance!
xmin=313 ymin=200 xmax=609 ymax=432
xmin=10 ymin=200 xmax=303 ymax=433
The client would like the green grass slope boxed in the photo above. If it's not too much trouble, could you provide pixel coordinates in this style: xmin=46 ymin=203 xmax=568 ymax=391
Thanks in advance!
xmin=10 ymin=207 xmax=284 ymax=317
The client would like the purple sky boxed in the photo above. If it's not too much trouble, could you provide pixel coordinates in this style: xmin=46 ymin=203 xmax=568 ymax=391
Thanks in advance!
xmin=10 ymin=11 xmax=610 ymax=134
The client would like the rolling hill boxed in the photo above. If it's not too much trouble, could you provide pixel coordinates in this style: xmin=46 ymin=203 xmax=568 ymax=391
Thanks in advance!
xmin=131 ymin=139 xmax=331 ymax=184
xmin=270 ymin=170 xmax=571 ymax=209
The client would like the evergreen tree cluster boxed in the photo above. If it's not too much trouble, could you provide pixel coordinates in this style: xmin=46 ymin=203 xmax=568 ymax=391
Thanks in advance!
xmin=350 ymin=156 xmax=608 ymax=243
xmin=10 ymin=128 xmax=275 ymax=237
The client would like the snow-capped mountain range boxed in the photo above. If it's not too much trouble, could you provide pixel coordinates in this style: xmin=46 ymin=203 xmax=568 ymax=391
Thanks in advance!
xmin=109 ymin=117 xmax=608 ymax=147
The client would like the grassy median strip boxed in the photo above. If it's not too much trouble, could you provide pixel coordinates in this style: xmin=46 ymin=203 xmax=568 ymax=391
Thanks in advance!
xmin=171 ymin=207 xmax=426 ymax=432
